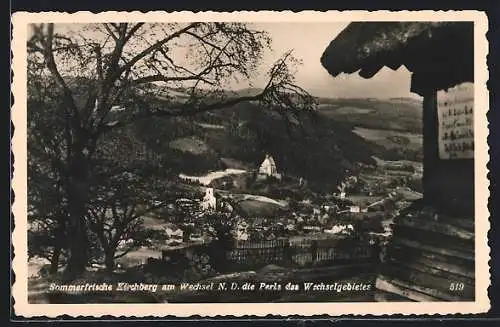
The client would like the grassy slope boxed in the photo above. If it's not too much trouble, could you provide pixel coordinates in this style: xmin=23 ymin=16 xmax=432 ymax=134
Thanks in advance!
xmin=315 ymin=97 xmax=423 ymax=162
xmin=316 ymin=97 xmax=422 ymax=133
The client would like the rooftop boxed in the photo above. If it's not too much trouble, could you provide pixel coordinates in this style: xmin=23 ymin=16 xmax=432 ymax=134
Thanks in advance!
xmin=320 ymin=22 xmax=474 ymax=96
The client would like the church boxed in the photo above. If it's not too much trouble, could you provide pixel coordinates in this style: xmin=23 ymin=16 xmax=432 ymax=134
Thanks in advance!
xmin=257 ymin=154 xmax=281 ymax=181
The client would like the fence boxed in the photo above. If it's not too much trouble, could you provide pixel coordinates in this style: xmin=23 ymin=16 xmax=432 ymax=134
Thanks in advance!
xmin=226 ymin=237 xmax=376 ymax=268
xmin=226 ymin=238 xmax=288 ymax=266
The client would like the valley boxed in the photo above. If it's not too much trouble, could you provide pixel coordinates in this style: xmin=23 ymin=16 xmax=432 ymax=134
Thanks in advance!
xmin=103 ymin=95 xmax=424 ymax=278
xmin=29 ymin=92 xmax=425 ymax=303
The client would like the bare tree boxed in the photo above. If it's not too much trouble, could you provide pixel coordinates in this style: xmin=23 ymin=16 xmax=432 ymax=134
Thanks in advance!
xmin=27 ymin=72 xmax=69 ymax=275
xmin=27 ymin=22 xmax=316 ymax=278
xmin=86 ymin=170 xmax=175 ymax=273
xmin=27 ymin=165 xmax=67 ymax=275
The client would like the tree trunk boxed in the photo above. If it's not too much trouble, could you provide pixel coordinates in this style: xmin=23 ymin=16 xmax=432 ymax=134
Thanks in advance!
xmin=64 ymin=202 xmax=88 ymax=279
xmin=50 ymin=215 xmax=66 ymax=275
xmin=50 ymin=246 xmax=62 ymax=276
xmin=104 ymin=249 xmax=116 ymax=273
xmin=63 ymin=156 xmax=90 ymax=279
xmin=212 ymin=237 xmax=233 ymax=273
xmin=49 ymin=249 xmax=60 ymax=276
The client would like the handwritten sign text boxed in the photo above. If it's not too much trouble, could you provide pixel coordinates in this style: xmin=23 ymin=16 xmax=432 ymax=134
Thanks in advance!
xmin=437 ymin=82 xmax=474 ymax=159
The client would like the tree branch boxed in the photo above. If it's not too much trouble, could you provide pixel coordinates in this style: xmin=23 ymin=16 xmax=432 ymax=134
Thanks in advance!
xmin=114 ymin=246 xmax=136 ymax=259
xmin=94 ymin=44 xmax=104 ymax=82
xmin=116 ymin=22 xmax=201 ymax=78
xmin=99 ymin=87 xmax=272 ymax=134
xmin=130 ymin=73 xmax=216 ymax=86
xmin=42 ymin=24 xmax=80 ymax=119
xmin=125 ymin=23 xmax=145 ymax=42
xmin=103 ymin=24 xmax=119 ymax=42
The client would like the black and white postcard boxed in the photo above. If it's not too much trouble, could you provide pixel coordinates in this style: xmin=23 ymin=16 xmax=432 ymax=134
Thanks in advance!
xmin=11 ymin=10 xmax=490 ymax=317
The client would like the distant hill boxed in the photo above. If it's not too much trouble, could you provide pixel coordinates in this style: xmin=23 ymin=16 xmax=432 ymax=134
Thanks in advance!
xmin=228 ymin=87 xmax=264 ymax=97
xmin=121 ymin=83 xmax=422 ymax=134
xmin=229 ymin=90 xmax=423 ymax=133
xmin=316 ymin=97 xmax=422 ymax=133
xmin=389 ymin=97 xmax=423 ymax=104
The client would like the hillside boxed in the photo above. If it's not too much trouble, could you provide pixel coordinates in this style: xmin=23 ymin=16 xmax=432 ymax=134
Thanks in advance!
xmin=97 ymin=88 xmax=423 ymax=192
xmin=222 ymin=89 xmax=422 ymax=134
xmin=316 ymin=97 xmax=422 ymax=133
xmin=127 ymin=101 xmax=384 ymax=192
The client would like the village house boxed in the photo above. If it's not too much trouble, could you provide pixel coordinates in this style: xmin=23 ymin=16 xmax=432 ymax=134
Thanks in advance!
xmin=302 ymin=225 xmax=322 ymax=233
xmin=321 ymin=22 xmax=475 ymax=301
xmin=349 ymin=205 xmax=361 ymax=213
xmin=188 ymin=232 xmax=205 ymax=243
xmin=324 ymin=223 xmax=354 ymax=236
xmin=164 ymin=223 xmax=184 ymax=245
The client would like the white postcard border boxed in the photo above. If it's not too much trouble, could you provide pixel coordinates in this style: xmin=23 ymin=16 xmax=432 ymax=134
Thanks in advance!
xmin=11 ymin=10 xmax=491 ymax=317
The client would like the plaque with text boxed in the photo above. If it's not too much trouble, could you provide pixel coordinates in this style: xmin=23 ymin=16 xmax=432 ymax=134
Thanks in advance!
xmin=437 ymin=82 xmax=474 ymax=160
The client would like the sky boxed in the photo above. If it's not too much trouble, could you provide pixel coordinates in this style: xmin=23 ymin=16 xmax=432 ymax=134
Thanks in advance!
xmin=39 ymin=22 xmax=419 ymax=100
xmin=251 ymin=22 xmax=418 ymax=99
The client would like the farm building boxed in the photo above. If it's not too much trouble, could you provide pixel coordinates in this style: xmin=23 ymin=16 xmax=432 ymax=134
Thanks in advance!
xmin=321 ymin=22 xmax=476 ymax=301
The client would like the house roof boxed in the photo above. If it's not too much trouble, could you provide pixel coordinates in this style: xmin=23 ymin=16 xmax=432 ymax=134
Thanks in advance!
xmin=320 ymin=22 xmax=474 ymax=95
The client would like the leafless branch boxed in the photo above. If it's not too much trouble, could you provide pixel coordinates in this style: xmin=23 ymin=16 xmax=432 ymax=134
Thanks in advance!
xmin=125 ymin=23 xmax=145 ymax=42
xmin=103 ymin=24 xmax=119 ymax=42
xmin=117 ymin=22 xmax=201 ymax=78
